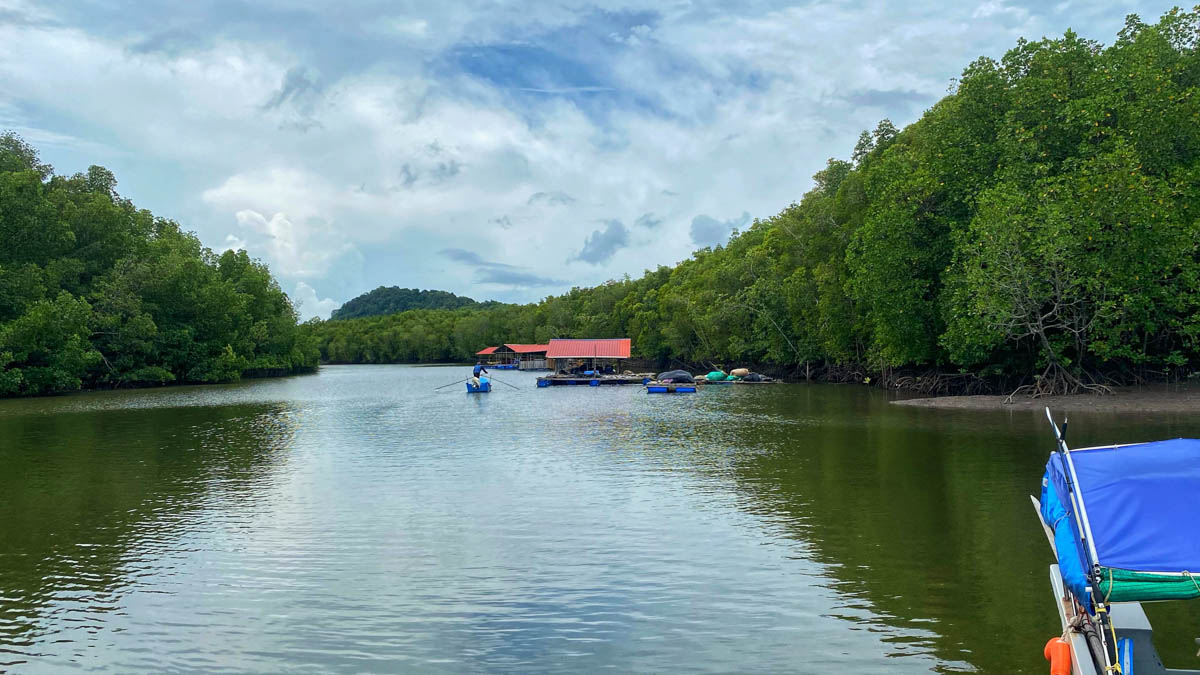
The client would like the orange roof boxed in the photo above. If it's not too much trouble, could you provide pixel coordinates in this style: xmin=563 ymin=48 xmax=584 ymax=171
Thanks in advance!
xmin=545 ymin=338 xmax=631 ymax=359
xmin=475 ymin=346 xmax=498 ymax=355
xmin=504 ymin=343 xmax=549 ymax=354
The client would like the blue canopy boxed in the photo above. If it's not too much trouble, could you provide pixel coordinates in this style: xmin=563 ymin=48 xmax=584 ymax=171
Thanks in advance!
xmin=1041 ymin=453 xmax=1093 ymax=608
xmin=1070 ymin=439 xmax=1200 ymax=574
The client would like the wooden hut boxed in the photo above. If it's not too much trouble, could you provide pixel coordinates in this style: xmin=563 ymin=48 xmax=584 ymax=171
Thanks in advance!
xmin=476 ymin=344 xmax=550 ymax=369
xmin=499 ymin=344 xmax=550 ymax=370
xmin=545 ymin=338 xmax=631 ymax=374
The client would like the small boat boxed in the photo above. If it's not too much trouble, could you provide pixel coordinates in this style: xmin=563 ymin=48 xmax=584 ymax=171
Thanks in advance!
xmin=1034 ymin=408 xmax=1200 ymax=675
xmin=466 ymin=377 xmax=491 ymax=393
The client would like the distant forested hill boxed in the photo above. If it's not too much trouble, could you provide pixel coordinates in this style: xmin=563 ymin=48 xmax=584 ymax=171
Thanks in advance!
xmin=0 ymin=133 xmax=319 ymax=397
xmin=330 ymin=287 xmax=481 ymax=319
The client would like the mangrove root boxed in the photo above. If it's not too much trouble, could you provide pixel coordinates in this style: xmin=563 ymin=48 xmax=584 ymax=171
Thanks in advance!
xmin=1004 ymin=363 xmax=1112 ymax=403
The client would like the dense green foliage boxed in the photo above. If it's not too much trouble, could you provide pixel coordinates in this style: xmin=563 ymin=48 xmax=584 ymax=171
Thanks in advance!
xmin=331 ymin=286 xmax=481 ymax=320
xmin=311 ymin=11 xmax=1200 ymax=393
xmin=0 ymin=134 xmax=319 ymax=396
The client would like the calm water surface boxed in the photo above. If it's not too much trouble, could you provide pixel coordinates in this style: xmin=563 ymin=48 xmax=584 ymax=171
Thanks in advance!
xmin=2 ymin=365 xmax=1199 ymax=673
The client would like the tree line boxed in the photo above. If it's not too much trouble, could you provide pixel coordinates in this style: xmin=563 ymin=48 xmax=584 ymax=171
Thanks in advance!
xmin=311 ymin=10 xmax=1200 ymax=395
xmin=0 ymin=134 xmax=319 ymax=397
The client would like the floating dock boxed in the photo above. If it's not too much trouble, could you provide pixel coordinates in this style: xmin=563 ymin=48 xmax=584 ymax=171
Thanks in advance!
xmin=534 ymin=372 xmax=784 ymax=388
xmin=646 ymin=384 xmax=697 ymax=393
xmin=536 ymin=375 xmax=652 ymax=387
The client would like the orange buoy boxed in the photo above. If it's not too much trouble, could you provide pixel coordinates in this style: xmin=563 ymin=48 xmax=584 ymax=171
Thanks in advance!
xmin=1044 ymin=637 xmax=1072 ymax=675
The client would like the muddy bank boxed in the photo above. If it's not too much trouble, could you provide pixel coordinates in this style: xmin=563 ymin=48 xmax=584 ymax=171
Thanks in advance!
xmin=893 ymin=384 xmax=1200 ymax=413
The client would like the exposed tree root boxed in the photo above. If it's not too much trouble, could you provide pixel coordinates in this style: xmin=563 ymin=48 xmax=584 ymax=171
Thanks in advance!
xmin=822 ymin=363 xmax=866 ymax=384
xmin=889 ymin=371 xmax=990 ymax=396
xmin=1004 ymin=362 xmax=1112 ymax=403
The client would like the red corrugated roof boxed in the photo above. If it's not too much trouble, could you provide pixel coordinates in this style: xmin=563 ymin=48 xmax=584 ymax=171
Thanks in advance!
xmin=476 ymin=346 xmax=498 ymax=355
xmin=545 ymin=338 xmax=631 ymax=359
xmin=504 ymin=343 xmax=549 ymax=354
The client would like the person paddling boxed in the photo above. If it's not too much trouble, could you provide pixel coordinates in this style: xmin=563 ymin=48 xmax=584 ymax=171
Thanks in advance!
xmin=472 ymin=362 xmax=489 ymax=387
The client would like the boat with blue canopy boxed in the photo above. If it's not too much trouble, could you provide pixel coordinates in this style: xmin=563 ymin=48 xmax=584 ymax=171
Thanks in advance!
xmin=1034 ymin=408 xmax=1200 ymax=675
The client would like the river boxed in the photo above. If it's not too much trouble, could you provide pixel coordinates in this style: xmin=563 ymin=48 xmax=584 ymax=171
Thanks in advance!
xmin=2 ymin=365 xmax=1198 ymax=673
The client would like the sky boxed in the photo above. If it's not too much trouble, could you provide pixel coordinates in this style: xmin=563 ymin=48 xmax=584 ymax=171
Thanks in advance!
xmin=0 ymin=0 xmax=1179 ymax=319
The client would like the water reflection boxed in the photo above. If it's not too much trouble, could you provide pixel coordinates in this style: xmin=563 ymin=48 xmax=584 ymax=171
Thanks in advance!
xmin=0 ymin=403 xmax=297 ymax=669
xmin=656 ymin=386 xmax=1200 ymax=673
xmin=3 ymin=368 xmax=1199 ymax=674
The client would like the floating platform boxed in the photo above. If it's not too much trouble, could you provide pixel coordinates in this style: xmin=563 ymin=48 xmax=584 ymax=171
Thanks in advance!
xmin=488 ymin=364 xmax=518 ymax=370
xmin=646 ymin=384 xmax=696 ymax=393
xmin=536 ymin=375 xmax=652 ymax=387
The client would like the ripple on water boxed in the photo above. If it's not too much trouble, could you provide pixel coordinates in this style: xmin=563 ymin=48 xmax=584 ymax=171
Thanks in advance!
xmin=11 ymin=365 xmax=1184 ymax=673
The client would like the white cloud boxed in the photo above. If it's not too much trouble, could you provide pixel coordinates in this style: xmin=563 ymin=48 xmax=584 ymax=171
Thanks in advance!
xmin=377 ymin=18 xmax=429 ymax=38
xmin=221 ymin=233 xmax=247 ymax=252
xmin=290 ymin=281 xmax=340 ymax=321
xmin=0 ymin=0 xmax=1166 ymax=306
xmin=225 ymin=209 xmax=358 ymax=278
xmin=973 ymin=1 xmax=1030 ymax=22
xmin=205 ymin=168 xmax=337 ymax=225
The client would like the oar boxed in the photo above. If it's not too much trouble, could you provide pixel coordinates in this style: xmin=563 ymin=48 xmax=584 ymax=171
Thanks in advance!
xmin=485 ymin=374 xmax=521 ymax=390
xmin=434 ymin=378 xmax=469 ymax=390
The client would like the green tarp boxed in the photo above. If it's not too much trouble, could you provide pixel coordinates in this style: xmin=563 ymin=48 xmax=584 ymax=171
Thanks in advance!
xmin=1096 ymin=567 xmax=1200 ymax=603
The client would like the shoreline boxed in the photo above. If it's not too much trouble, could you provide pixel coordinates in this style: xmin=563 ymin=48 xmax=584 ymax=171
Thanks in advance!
xmin=0 ymin=367 xmax=318 ymax=402
xmin=891 ymin=383 xmax=1200 ymax=413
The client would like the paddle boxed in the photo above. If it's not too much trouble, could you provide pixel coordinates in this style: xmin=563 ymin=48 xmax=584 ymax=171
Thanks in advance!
xmin=433 ymin=378 xmax=469 ymax=391
xmin=485 ymin=374 xmax=521 ymax=390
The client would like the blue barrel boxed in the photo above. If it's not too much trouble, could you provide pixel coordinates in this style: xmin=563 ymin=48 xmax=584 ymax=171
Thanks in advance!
xmin=589 ymin=379 xmax=600 ymax=386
